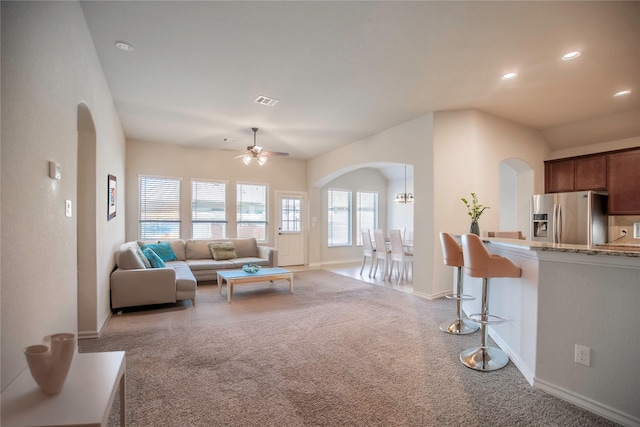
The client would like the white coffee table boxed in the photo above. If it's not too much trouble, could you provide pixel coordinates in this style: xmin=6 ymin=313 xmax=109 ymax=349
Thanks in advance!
xmin=217 ymin=267 xmax=294 ymax=302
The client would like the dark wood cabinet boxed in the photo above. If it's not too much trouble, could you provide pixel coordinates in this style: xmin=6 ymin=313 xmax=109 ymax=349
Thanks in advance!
xmin=545 ymin=154 xmax=607 ymax=193
xmin=545 ymin=159 xmax=575 ymax=193
xmin=608 ymin=149 xmax=640 ymax=215
xmin=545 ymin=147 xmax=639 ymax=214
xmin=575 ymin=155 xmax=607 ymax=191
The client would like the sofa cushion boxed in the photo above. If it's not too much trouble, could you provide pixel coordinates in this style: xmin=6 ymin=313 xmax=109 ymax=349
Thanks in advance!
xmin=186 ymin=240 xmax=214 ymax=260
xmin=209 ymin=241 xmax=237 ymax=260
xmin=133 ymin=244 xmax=152 ymax=268
xmin=162 ymin=239 xmax=186 ymax=261
xmin=231 ymin=238 xmax=258 ymax=258
xmin=118 ymin=247 xmax=146 ymax=270
xmin=142 ymin=248 xmax=166 ymax=268
xmin=186 ymin=259 xmax=235 ymax=271
xmin=142 ymin=242 xmax=177 ymax=262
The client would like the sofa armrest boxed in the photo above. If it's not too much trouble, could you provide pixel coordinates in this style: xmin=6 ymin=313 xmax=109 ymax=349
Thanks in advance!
xmin=258 ymin=245 xmax=278 ymax=267
xmin=110 ymin=267 xmax=177 ymax=309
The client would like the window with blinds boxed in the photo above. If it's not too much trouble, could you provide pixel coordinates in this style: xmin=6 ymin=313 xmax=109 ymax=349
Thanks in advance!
xmin=237 ymin=183 xmax=268 ymax=242
xmin=356 ymin=191 xmax=378 ymax=245
xmin=191 ymin=180 xmax=227 ymax=239
xmin=139 ymin=176 xmax=181 ymax=240
xmin=328 ymin=189 xmax=352 ymax=247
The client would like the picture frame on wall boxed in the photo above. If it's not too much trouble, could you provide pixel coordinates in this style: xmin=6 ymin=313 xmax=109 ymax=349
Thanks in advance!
xmin=108 ymin=174 xmax=117 ymax=221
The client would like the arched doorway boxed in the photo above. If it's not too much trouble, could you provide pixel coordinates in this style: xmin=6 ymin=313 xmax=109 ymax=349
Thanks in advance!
xmin=499 ymin=158 xmax=533 ymax=239
xmin=77 ymin=103 xmax=98 ymax=337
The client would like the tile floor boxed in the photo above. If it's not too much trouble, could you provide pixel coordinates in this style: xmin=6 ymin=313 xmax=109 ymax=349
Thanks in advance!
xmin=288 ymin=260 xmax=413 ymax=294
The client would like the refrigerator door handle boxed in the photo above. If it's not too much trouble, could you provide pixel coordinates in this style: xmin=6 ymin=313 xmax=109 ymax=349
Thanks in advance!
xmin=552 ymin=204 xmax=558 ymax=243
xmin=557 ymin=204 xmax=562 ymax=243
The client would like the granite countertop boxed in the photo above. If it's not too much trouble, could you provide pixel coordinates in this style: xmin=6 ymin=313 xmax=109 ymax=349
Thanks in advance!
xmin=486 ymin=238 xmax=640 ymax=258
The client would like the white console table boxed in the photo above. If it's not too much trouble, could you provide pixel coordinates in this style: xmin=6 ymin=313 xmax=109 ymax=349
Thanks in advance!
xmin=1 ymin=351 xmax=126 ymax=426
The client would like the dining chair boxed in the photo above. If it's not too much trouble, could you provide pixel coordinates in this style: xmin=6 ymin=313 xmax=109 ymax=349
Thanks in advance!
xmin=372 ymin=229 xmax=390 ymax=280
xmin=359 ymin=229 xmax=376 ymax=276
xmin=388 ymin=229 xmax=414 ymax=284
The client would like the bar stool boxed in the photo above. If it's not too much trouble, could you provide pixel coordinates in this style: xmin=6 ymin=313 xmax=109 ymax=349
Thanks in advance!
xmin=460 ymin=233 xmax=521 ymax=371
xmin=438 ymin=232 xmax=478 ymax=335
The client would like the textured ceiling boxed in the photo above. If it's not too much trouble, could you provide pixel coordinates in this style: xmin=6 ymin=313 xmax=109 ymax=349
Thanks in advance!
xmin=81 ymin=1 xmax=640 ymax=160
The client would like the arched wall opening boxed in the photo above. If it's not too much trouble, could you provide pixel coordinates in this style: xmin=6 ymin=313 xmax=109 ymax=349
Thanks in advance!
xmin=77 ymin=103 xmax=98 ymax=336
xmin=313 ymin=162 xmax=414 ymax=266
xmin=499 ymin=158 xmax=534 ymax=239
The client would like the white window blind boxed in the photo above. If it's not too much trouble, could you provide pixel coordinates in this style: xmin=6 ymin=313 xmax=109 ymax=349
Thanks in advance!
xmin=357 ymin=191 xmax=378 ymax=245
xmin=328 ymin=189 xmax=351 ymax=247
xmin=191 ymin=180 xmax=227 ymax=239
xmin=237 ymin=183 xmax=268 ymax=242
xmin=139 ymin=176 xmax=181 ymax=240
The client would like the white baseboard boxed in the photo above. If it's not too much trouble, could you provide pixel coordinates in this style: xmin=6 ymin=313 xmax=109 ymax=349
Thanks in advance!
xmin=411 ymin=289 xmax=449 ymax=300
xmin=77 ymin=311 xmax=111 ymax=340
xmin=489 ymin=329 xmax=535 ymax=386
xmin=534 ymin=378 xmax=640 ymax=427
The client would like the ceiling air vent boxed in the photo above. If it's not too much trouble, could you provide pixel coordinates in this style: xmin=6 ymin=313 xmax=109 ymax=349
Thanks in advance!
xmin=254 ymin=95 xmax=279 ymax=107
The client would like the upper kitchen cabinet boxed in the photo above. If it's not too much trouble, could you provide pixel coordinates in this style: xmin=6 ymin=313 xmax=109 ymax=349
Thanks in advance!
xmin=545 ymin=159 xmax=575 ymax=193
xmin=575 ymin=154 xmax=607 ymax=191
xmin=545 ymin=154 xmax=608 ymax=193
xmin=608 ymin=148 xmax=640 ymax=215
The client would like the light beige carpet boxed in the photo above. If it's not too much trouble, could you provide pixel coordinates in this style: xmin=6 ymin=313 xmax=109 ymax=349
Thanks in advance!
xmin=80 ymin=270 xmax=617 ymax=426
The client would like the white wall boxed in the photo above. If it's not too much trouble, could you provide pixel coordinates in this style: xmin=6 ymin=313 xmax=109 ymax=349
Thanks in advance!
xmin=125 ymin=139 xmax=307 ymax=246
xmin=1 ymin=2 xmax=126 ymax=389
xmin=432 ymin=110 xmax=550 ymax=298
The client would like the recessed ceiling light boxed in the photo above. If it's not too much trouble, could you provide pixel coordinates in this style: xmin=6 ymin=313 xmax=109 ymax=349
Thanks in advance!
xmin=562 ymin=51 xmax=581 ymax=61
xmin=614 ymin=90 xmax=631 ymax=97
xmin=502 ymin=72 xmax=518 ymax=80
xmin=115 ymin=41 xmax=133 ymax=52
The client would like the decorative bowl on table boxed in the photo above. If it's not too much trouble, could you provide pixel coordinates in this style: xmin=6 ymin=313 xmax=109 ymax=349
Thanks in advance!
xmin=242 ymin=264 xmax=261 ymax=274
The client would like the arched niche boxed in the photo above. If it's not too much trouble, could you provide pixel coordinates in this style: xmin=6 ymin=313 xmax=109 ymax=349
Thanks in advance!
xmin=499 ymin=158 xmax=534 ymax=239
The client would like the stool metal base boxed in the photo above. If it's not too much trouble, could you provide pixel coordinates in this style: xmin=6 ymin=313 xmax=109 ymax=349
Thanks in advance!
xmin=460 ymin=346 xmax=509 ymax=371
xmin=439 ymin=318 xmax=479 ymax=335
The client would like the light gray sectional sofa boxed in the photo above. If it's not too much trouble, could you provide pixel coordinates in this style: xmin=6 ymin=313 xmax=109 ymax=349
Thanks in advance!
xmin=110 ymin=238 xmax=278 ymax=310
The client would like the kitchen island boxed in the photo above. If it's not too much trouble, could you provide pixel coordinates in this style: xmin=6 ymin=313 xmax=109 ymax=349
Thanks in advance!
xmin=459 ymin=238 xmax=640 ymax=427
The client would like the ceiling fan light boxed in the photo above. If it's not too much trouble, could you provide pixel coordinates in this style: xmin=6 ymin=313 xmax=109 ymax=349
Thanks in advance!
xmin=257 ymin=155 xmax=267 ymax=166
xmin=243 ymin=154 xmax=252 ymax=165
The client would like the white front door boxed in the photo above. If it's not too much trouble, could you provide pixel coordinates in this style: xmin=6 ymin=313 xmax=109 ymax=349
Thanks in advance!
xmin=275 ymin=191 xmax=306 ymax=266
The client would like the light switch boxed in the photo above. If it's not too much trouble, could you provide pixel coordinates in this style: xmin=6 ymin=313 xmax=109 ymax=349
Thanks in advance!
xmin=65 ymin=200 xmax=72 ymax=217
xmin=49 ymin=161 xmax=61 ymax=180
xmin=634 ymin=222 xmax=640 ymax=239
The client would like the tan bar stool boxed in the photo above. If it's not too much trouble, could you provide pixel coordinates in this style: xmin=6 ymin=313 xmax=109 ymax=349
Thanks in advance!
xmin=438 ymin=232 xmax=479 ymax=335
xmin=460 ymin=233 xmax=521 ymax=371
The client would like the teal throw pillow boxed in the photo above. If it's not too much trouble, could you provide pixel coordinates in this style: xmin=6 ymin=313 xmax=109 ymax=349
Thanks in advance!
xmin=142 ymin=248 xmax=165 ymax=268
xmin=142 ymin=241 xmax=177 ymax=262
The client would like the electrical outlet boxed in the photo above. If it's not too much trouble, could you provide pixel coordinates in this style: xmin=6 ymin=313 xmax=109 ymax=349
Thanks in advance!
xmin=575 ymin=344 xmax=590 ymax=366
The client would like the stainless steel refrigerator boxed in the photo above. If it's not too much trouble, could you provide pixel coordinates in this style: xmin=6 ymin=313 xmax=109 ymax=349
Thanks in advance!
xmin=530 ymin=191 xmax=608 ymax=245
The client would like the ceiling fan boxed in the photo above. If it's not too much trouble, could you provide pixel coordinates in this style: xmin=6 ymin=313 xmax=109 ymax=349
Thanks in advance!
xmin=234 ymin=127 xmax=289 ymax=166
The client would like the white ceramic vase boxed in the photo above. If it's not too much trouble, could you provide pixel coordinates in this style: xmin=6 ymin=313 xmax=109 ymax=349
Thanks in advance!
xmin=24 ymin=332 xmax=76 ymax=395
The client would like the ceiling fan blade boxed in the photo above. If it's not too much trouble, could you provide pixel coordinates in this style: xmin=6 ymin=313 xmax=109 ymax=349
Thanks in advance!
xmin=264 ymin=151 xmax=289 ymax=157
xmin=232 ymin=152 xmax=249 ymax=159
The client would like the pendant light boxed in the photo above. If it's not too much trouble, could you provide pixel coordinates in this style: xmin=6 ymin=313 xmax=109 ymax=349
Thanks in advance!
xmin=394 ymin=165 xmax=414 ymax=204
